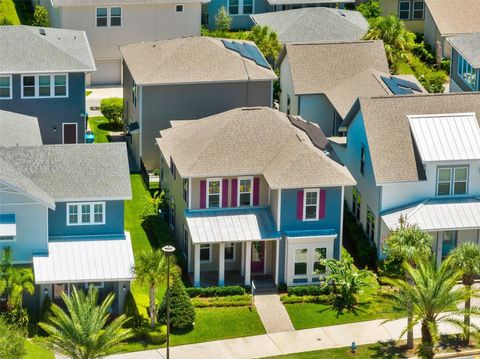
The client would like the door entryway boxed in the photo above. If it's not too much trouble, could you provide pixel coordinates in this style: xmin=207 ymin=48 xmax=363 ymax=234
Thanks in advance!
xmin=251 ymin=241 xmax=265 ymax=273
xmin=62 ymin=123 xmax=77 ymax=144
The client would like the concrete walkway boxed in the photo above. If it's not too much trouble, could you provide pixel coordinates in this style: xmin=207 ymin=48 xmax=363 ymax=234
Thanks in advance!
xmin=254 ymin=294 xmax=294 ymax=333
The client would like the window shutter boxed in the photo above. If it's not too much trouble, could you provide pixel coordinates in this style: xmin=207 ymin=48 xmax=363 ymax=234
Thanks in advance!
xmin=222 ymin=179 xmax=229 ymax=207
xmin=253 ymin=177 xmax=260 ymax=206
xmin=231 ymin=179 xmax=238 ymax=207
xmin=296 ymin=190 xmax=303 ymax=220
xmin=319 ymin=190 xmax=326 ymax=219
xmin=200 ymin=180 xmax=206 ymax=209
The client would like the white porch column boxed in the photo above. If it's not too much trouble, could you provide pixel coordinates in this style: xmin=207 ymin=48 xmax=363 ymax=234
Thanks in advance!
xmin=244 ymin=241 xmax=252 ymax=286
xmin=240 ymin=242 xmax=245 ymax=276
xmin=219 ymin=243 xmax=225 ymax=286
xmin=194 ymin=244 xmax=201 ymax=287
xmin=275 ymin=240 xmax=280 ymax=285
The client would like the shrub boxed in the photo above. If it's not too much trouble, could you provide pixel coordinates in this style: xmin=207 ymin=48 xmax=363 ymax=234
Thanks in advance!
xmin=439 ymin=58 xmax=451 ymax=74
xmin=145 ymin=327 xmax=167 ymax=344
xmin=123 ymin=290 xmax=142 ymax=328
xmin=409 ymin=56 xmax=446 ymax=93
xmin=100 ymin=97 xmax=123 ymax=127
xmin=32 ymin=5 xmax=50 ymax=27
xmin=357 ymin=0 xmax=382 ymax=20
xmin=158 ymin=278 xmax=195 ymax=330
xmin=343 ymin=210 xmax=378 ymax=270
xmin=215 ymin=6 xmax=232 ymax=32
xmin=191 ymin=294 xmax=251 ymax=307
xmin=0 ymin=316 xmax=26 ymax=359
xmin=186 ymin=285 xmax=245 ymax=297
xmin=287 ymin=286 xmax=330 ymax=297
xmin=281 ymin=294 xmax=329 ymax=304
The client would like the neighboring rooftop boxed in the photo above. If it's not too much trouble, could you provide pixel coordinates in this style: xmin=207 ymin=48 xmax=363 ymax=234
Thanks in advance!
xmin=425 ymin=0 xmax=480 ymax=36
xmin=267 ymin=0 xmax=353 ymax=4
xmin=0 ymin=143 xmax=132 ymax=201
xmin=156 ymin=107 xmax=355 ymax=189
xmin=339 ymin=93 xmax=480 ymax=184
xmin=120 ymin=37 xmax=277 ymax=86
xmin=0 ymin=110 xmax=42 ymax=147
xmin=251 ymin=8 xmax=368 ymax=44
xmin=0 ymin=26 xmax=96 ymax=74
xmin=447 ymin=32 xmax=480 ymax=68
xmin=51 ymin=0 xmax=204 ymax=5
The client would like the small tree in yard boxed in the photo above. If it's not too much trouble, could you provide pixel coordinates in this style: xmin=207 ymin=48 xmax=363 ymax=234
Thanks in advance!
xmin=158 ymin=277 xmax=195 ymax=330
xmin=100 ymin=97 xmax=123 ymax=128
xmin=32 ymin=5 xmax=50 ymax=27
xmin=215 ymin=6 xmax=232 ymax=32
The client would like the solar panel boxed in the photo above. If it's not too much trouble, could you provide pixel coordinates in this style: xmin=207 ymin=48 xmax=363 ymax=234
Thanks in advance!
xmin=381 ymin=76 xmax=414 ymax=95
xmin=391 ymin=76 xmax=422 ymax=92
xmin=222 ymin=40 xmax=271 ymax=69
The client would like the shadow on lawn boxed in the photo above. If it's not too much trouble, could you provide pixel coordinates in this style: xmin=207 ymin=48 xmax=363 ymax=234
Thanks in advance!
xmin=98 ymin=122 xmax=123 ymax=132
xmin=369 ymin=340 xmax=409 ymax=358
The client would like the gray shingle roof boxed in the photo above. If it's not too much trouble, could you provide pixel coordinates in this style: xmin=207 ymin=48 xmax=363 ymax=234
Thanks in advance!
xmin=447 ymin=32 xmax=480 ymax=68
xmin=120 ymin=37 xmax=277 ymax=86
xmin=0 ymin=26 xmax=96 ymax=74
xmin=0 ymin=143 xmax=132 ymax=201
xmin=157 ymin=107 xmax=355 ymax=189
xmin=0 ymin=110 xmax=42 ymax=147
xmin=251 ymin=8 xmax=368 ymax=44
xmin=425 ymin=0 xmax=480 ymax=36
xmin=52 ymin=0 xmax=203 ymax=5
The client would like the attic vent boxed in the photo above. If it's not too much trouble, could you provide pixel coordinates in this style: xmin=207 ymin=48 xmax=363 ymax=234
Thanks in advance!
xmin=39 ymin=28 xmax=46 ymax=36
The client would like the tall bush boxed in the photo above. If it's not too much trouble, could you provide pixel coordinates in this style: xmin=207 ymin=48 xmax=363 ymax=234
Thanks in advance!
xmin=123 ymin=290 xmax=142 ymax=328
xmin=100 ymin=97 xmax=123 ymax=127
xmin=0 ymin=316 xmax=26 ymax=359
xmin=158 ymin=278 xmax=195 ymax=330
xmin=32 ymin=5 xmax=50 ymax=27
xmin=357 ymin=0 xmax=382 ymax=20
xmin=215 ymin=6 xmax=232 ymax=32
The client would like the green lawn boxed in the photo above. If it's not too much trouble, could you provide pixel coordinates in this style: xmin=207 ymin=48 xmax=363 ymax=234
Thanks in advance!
xmin=396 ymin=60 xmax=416 ymax=75
xmin=87 ymin=116 xmax=111 ymax=143
xmin=0 ymin=0 xmax=33 ymax=25
xmin=24 ymin=339 xmax=54 ymax=359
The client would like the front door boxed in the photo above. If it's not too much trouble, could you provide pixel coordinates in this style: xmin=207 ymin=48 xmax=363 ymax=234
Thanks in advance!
xmin=251 ymin=241 xmax=265 ymax=273
xmin=63 ymin=123 xmax=77 ymax=144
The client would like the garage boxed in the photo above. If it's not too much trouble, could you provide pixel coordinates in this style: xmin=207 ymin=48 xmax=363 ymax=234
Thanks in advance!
xmin=90 ymin=59 xmax=122 ymax=86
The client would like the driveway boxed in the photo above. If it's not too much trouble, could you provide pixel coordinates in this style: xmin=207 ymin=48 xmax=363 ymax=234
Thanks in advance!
xmin=86 ymin=86 xmax=123 ymax=117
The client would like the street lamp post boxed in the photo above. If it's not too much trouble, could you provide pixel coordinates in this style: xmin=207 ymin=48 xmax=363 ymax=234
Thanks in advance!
xmin=162 ymin=245 xmax=175 ymax=359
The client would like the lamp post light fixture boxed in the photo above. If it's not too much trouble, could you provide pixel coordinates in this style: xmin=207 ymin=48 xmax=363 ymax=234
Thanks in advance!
xmin=162 ymin=245 xmax=175 ymax=359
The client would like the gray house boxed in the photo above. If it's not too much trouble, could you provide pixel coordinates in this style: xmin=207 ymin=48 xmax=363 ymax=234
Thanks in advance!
xmin=0 ymin=26 xmax=96 ymax=144
xmin=447 ymin=33 xmax=480 ymax=92
xmin=121 ymin=36 xmax=277 ymax=170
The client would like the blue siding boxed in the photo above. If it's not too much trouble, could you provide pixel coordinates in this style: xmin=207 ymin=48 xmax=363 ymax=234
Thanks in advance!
xmin=206 ymin=0 xmax=271 ymax=29
xmin=48 ymin=201 xmax=125 ymax=237
xmin=0 ymin=72 xmax=86 ymax=144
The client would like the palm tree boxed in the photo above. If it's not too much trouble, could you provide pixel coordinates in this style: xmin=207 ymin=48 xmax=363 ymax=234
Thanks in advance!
xmin=382 ymin=258 xmax=480 ymax=359
xmin=39 ymin=286 xmax=131 ymax=359
xmin=247 ymin=25 xmax=282 ymax=65
xmin=449 ymin=242 xmax=480 ymax=343
xmin=383 ymin=217 xmax=432 ymax=349
xmin=132 ymin=249 xmax=179 ymax=328
xmin=0 ymin=248 xmax=34 ymax=309
xmin=363 ymin=15 xmax=416 ymax=71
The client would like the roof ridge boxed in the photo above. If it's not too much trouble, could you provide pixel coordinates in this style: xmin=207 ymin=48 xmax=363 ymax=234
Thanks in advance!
xmin=289 ymin=39 xmax=378 ymax=46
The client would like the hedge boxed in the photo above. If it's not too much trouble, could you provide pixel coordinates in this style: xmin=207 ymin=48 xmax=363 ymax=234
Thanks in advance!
xmin=281 ymin=294 xmax=329 ymax=304
xmin=186 ymin=286 xmax=245 ymax=297
xmin=287 ymin=286 xmax=330 ymax=297
xmin=191 ymin=294 xmax=251 ymax=307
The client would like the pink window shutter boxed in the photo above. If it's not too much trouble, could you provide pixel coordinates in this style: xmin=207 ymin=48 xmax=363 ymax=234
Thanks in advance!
xmin=296 ymin=190 xmax=303 ymax=220
xmin=231 ymin=179 xmax=238 ymax=207
xmin=222 ymin=179 xmax=229 ymax=207
xmin=253 ymin=177 xmax=260 ymax=206
xmin=200 ymin=180 xmax=206 ymax=209
xmin=319 ymin=190 xmax=326 ymax=219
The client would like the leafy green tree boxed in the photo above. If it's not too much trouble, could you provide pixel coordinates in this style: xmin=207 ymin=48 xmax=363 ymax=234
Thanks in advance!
xmin=32 ymin=5 xmax=50 ymax=27
xmin=383 ymin=218 xmax=432 ymax=349
xmin=132 ymin=250 xmax=179 ymax=328
xmin=449 ymin=242 xmax=480 ymax=343
xmin=100 ymin=97 xmax=123 ymax=128
xmin=357 ymin=0 xmax=382 ymax=20
xmin=382 ymin=258 xmax=480 ymax=359
xmin=247 ymin=25 xmax=281 ymax=65
xmin=0 ymin=316 xmax=26 ymax=359
xmin=215 ymin=6 xmax=232 ymax=32
xmin=39 ymin=286 xmax=131 ymax=359
xmin=0 ymin=248 xmax=34 ymax=310
xmin=158 ymin=277 xmax=195 ymax=330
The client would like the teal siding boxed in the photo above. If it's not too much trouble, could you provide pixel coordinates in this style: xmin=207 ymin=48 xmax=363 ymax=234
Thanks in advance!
xmin=205 ymin=0 xmax=271 ymax=29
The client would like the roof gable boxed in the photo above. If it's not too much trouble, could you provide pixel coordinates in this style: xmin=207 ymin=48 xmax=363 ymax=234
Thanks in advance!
xmin=425 ymin=0 xmax=480 ymax=36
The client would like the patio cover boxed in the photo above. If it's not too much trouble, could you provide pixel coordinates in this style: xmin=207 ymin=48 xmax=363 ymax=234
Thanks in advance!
xmin=381 ymin=197 xmax=480 ymax=232
xmin=33 ymin=234 xmax=135 ymax=284
xmin=185 ymin=207 xmax=281 ymax=244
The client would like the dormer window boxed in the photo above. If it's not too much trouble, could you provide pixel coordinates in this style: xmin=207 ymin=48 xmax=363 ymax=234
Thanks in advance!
xmin=238 ymin=177 xmax=253 ymax=206
xmin=437 ymin=167 xmax=468 ymax=196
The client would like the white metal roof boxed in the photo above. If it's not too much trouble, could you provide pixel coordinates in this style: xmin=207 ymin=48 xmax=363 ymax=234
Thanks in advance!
xmin=33 ymin=233 xmax=135 ymax=284
xmin=381 ymin=197 xmax=480 ymax=232
xmin=408 ymin=113 xmax=480 ymax=162
xmin=186 ymin=208 xmax=280 ymax=244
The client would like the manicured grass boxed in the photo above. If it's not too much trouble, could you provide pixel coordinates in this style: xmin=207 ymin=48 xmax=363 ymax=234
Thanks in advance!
xmin=0 ymin=0 xmax=33 ymax=25
xmin=24 ymin=339 xmax=54 ymax=359
xmin=87 ymin=116 xmax=111 ymax=143
xmin=396 ymin=60 xmax=416 ymax=75
xmin=0 ymin=0 xmax=20 ymax=24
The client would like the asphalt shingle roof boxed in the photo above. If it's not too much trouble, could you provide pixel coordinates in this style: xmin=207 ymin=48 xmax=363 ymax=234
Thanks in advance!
xmin=251 ymin=8 xmax=368 ymax=44
xmin=447 ymin=32 xmax=480 ymax=68
xmin=0 ymin=110 xmax=42 ymax=147
xmin=0 ymin=143 xmax=132 ymax=201
xmin=0 ymin=26 xmax=95 ymax=74
xmin=425 ymin=0 xmax=480 ymax=36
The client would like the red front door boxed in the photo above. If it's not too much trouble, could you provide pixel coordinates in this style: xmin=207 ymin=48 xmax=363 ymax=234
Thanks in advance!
xmin=251 ymin=241 xmax=265 ymax=273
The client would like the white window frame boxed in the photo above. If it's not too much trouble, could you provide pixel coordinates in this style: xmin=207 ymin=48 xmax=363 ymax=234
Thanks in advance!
xmin=84 ymin=282 xmax=104 ymax=289
xmin=66 ymin=202 xmax=106 ymax=226
xmin=225 ymin=242 xmax=236 ymax=262
xmin=293 ymin=248 xmax=308 ymax=277
xmin=398 ymin=0 xmax=411 ymax=20
xmin=457 ymin=54 xmax=478 ymax=91
xmin=436 ymin=166 xmax=469 ymax=196
xmin=21 ymin=74 xmax=69 ymax=99
xmin=412 ymin=0 xmax=424 ymax=19
xmin=366 ymin=207 xmax=375 ymax=242
xmin=0 ymin=75 xmax=12 ymax=100
xmin=303 ymin=188 xmax=319 ymax=221
xmin=207 ymin=178 xmax=222 ymax=208
xmin=95 ymin=6 xmax=122 ymax=28
xmin=227 ymin=0 xmax=255 ymax=15
xmin=62 ymin=123 xmax=78 ymax=144
xmin=200 ymin=243 xmax=212 ymax=263
xmin=175 ymin=4 xmax=184 ymax=12
xmin=237 ymin=176 xmax=253 ymax=207
xmin=312 ymin=247 xmax=327 ymax=276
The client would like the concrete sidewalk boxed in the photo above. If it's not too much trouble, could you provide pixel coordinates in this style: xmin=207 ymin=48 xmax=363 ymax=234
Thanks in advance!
xmin=107 ymin=315 xmax=480 ymax=359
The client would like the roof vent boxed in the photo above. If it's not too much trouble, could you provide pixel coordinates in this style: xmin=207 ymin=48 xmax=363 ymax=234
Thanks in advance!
xmin=323 ymin=150 xmax=330 ymax=157
xmin=338 ymin=11 xmax=346 ymax=17
xmin=39 ymin=28 xmax=46 ymax=36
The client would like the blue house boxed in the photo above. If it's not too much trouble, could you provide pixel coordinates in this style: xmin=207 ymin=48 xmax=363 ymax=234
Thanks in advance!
xmin=0 ymin=26 xmax=96 ymax=144
xmin=156 ymin=107 xmax=355 ymax=287
xmin=447 ymin=32 xmax=480 ymax=92
xmin=0 ymin=142 xmax=133 ymax=312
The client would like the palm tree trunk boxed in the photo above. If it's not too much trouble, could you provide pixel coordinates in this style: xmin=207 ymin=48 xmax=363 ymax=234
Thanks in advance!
xmin=421 ymin=320 xmax=435 ymax=359
xmin=464 ymin=283 xmax=471 ymax=343
xmin=149 ymin=285 xmax=156 ymax=328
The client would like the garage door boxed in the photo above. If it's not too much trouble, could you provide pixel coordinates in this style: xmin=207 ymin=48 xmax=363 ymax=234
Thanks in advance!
xmin=90 ymin=59 xmax=121 ymax=86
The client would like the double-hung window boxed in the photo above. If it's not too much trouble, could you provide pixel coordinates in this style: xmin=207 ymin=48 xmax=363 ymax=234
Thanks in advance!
xmin=96 ymin=7 xmax=121 ymax=27
xmin=243 ymin=0 xmax=253 ymax=14
xmin=207 ymin=178 xmax=221 ymax=208
xmin=304 ymin=189 xmax=319 ymax=220
xmin=0 ymin=75 xmax=12 ymax=99
xmin=412 ymin=1 xmax=424 ymax=19
xmin=437 ymin=167 xmax=468 ymax=196
xmin=67 ymin=202 xmax=105 ymax=225
xmin=229 ymin=0 xmax=239 ymax=14
xmin=294 ymin=248 xmax=308 ymax=276
xmin=313 ymin=248 xmax=327 ymax=274
xmin=399 ymin=1 xmax=411 ymax=19
xmin=238 ymin=177 xmax=253 ymax=206
xmin=200 ymin=244 xmax=211 ymax=262
xmin=228 ymin=0 xmax=253 ymax=15
xmin=225 ymin=243 xmax=235 ymax=261
xmin=352 ymin=187 xmax=361 ymax=221
xmin=366 ymin=207 xmax=375 ymax=242
xmin=22 ymin=74 xmax=68 ymax=98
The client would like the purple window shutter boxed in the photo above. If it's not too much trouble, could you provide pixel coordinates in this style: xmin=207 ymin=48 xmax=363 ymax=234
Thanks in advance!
xmin=253 ymin=177 xmax=260 ymax=206
xmin=200 ymin=180 xmax=206 ymax=209
xmin=319 ymin=190 xmax=326 ymax=219
xmin=222 ymin=179 xmax=229 ymax=207
xmin=231 ymin=179 xmax=238 ymax=207
xmin=296 ymin=190 xmax=303 ymax=220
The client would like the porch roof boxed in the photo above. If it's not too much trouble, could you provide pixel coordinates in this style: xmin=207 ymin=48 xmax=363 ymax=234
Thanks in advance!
xmin=381 ymin=197 xmax=480 ymax=232
xmin=32 ymin=233 xmax=135 ymax=284
xmin=185 ymin=207 xmax=281 ymax=244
